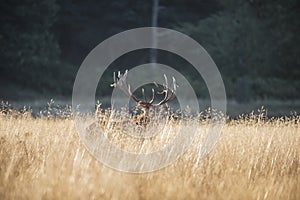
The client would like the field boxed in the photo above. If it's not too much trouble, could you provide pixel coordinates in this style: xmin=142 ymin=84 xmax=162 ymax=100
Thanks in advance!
xmin=0 ymin=107 xmax=299 ymax=200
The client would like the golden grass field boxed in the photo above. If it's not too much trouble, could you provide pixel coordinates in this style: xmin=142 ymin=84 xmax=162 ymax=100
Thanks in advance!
xmin=0 ymin=107 xmax=299 ymax=200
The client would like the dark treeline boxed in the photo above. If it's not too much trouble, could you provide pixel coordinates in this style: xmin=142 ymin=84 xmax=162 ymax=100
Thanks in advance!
xmin=0 ymin=0 xmax=299 ymax=102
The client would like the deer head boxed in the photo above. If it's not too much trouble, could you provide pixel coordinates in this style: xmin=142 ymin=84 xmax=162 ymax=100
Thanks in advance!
xmin=111 ymin=70 xmax=177 ymax=124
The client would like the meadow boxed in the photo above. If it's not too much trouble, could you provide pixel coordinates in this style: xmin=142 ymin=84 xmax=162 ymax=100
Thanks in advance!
xmin=0 ymin=105 xmax=299 ymax=200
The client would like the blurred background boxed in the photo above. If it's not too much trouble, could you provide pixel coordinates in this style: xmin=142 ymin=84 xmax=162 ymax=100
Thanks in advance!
xmin=0 ymin=0 xmax=299 ymax=116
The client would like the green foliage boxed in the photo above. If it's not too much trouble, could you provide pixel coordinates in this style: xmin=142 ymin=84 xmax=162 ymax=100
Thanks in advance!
xmin=252 ymin=78 xmax=300 ymax=99
xmin=175 ymin=0 xmax=300 ymax=100
xmin=0 ymin=0 xmax=62 ymax=94
xmin=0 ymin=0 xmax=298 ymax=101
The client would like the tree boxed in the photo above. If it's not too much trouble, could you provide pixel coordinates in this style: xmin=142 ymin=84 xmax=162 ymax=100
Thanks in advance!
xmin=0 ymin=0 xmax=61 ymax=95
xmin=175 ymin=0 xmax=300 ymax=99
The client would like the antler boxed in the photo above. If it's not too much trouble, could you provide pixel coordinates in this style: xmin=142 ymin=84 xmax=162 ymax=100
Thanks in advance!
xmin=111 ymin=70 xmax=177 ymax=125
xmin=110 ymin=70 xmax=140 ymax=103
xmin=153 ymin=74 xmax=177 ymax=106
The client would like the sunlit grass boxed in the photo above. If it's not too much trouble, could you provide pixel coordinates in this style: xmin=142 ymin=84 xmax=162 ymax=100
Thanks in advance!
xmin=0 ymin=103 xmax=299 ymax=199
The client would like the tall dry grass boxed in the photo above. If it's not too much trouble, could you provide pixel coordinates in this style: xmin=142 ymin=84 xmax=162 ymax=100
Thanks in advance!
xmin=0 ymin=106 xmax=299 ymax=200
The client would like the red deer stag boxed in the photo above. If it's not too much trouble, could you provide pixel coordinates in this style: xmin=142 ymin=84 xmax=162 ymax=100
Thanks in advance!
xmin=111 ymin=70 xmax=177 ymax=125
